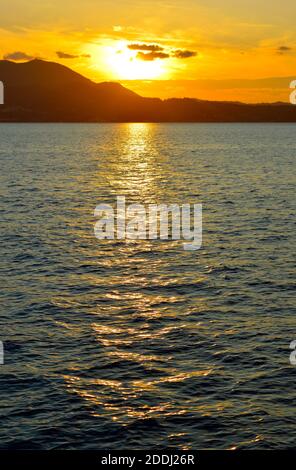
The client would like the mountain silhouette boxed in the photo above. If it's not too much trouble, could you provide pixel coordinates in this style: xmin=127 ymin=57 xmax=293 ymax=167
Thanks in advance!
xmin=0 ymin=59 xmax=296 ymax=122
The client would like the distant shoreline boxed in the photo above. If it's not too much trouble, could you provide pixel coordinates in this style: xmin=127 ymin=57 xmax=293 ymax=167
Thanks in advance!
xmin=1 ymin=59 xmax=296 ymax=123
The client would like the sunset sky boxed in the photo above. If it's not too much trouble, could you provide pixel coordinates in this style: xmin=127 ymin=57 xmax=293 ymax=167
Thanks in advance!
xmin=1 ymin=0 xmax=296 ymax=102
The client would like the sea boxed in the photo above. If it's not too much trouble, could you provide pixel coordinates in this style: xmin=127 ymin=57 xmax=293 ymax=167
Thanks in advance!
xmin=0 ymin=123 xmax=295 ymax=449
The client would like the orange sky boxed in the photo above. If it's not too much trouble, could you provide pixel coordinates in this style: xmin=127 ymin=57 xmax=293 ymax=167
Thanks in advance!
xmin=1 ymin=0 xmax=296 ymax=102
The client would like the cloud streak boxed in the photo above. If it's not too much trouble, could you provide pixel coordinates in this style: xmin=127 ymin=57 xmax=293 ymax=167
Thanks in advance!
xmin=172 ymin=49 xmax=197 ymax=59
xmin=137 ymin=51 xmax=170 ymax=61
xmin=3 ymin=51 xmax=36 ymax=61
xmin=128 ymin=43 xmax=164 ymax=52
xmin=277 ymin=46 xmax=292 ymax=55
xmin=278 ymin=46 xmax=291 ymax=51
xmin=56 ymin=51 xmax=91 ymax=59
xmin=128 ymin=43 xmax=197 ymax=61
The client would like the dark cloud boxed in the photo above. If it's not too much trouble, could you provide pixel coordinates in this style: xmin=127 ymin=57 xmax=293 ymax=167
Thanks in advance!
xmin=277 ymin=46 xmax=292 ymax=55
xmin=172 ymin=49 xmax=197 ymax=59
xmin=128 ymin=43 xmax=164 ymax=52
xmin=128 ymin=43 xmax=197 ymax=61
xmin=56 ymin=51 xmax=91 ymax=59
xmin=137 ymin=51 xmax=170 ymax=61
xmin=278 ymin=46 xmax=291 ymax=51
xmin=3 ymin=51 xmax=36 ymax=61
xmin=56 ymin=51 xmax=79 ymax=59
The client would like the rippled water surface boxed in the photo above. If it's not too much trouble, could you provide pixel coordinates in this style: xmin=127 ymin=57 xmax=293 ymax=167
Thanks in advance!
xmin=0 ymin=123 xmax=295 ymax=449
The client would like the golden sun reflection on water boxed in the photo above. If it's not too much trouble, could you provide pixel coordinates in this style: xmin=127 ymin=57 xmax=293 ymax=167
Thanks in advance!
xmin=55 ymin=122 xmax=218 ymax=440
xmin=100 ymin=123 xmax=167 ymax=201
xmin=63 ymin=371 xmax=215 ymax=422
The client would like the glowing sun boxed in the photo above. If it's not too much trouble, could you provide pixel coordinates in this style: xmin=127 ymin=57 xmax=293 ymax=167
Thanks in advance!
xmin=104 ymin=43 xmax=167 ymax=80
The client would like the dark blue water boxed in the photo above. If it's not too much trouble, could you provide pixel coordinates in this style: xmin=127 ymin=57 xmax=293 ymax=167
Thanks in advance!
xmin=0 ymin=123 xmax=295 ymax=449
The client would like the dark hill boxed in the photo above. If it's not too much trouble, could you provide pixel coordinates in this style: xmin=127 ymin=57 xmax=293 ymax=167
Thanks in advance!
xmin=0 ymin=59 xmax=296 ymax=122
